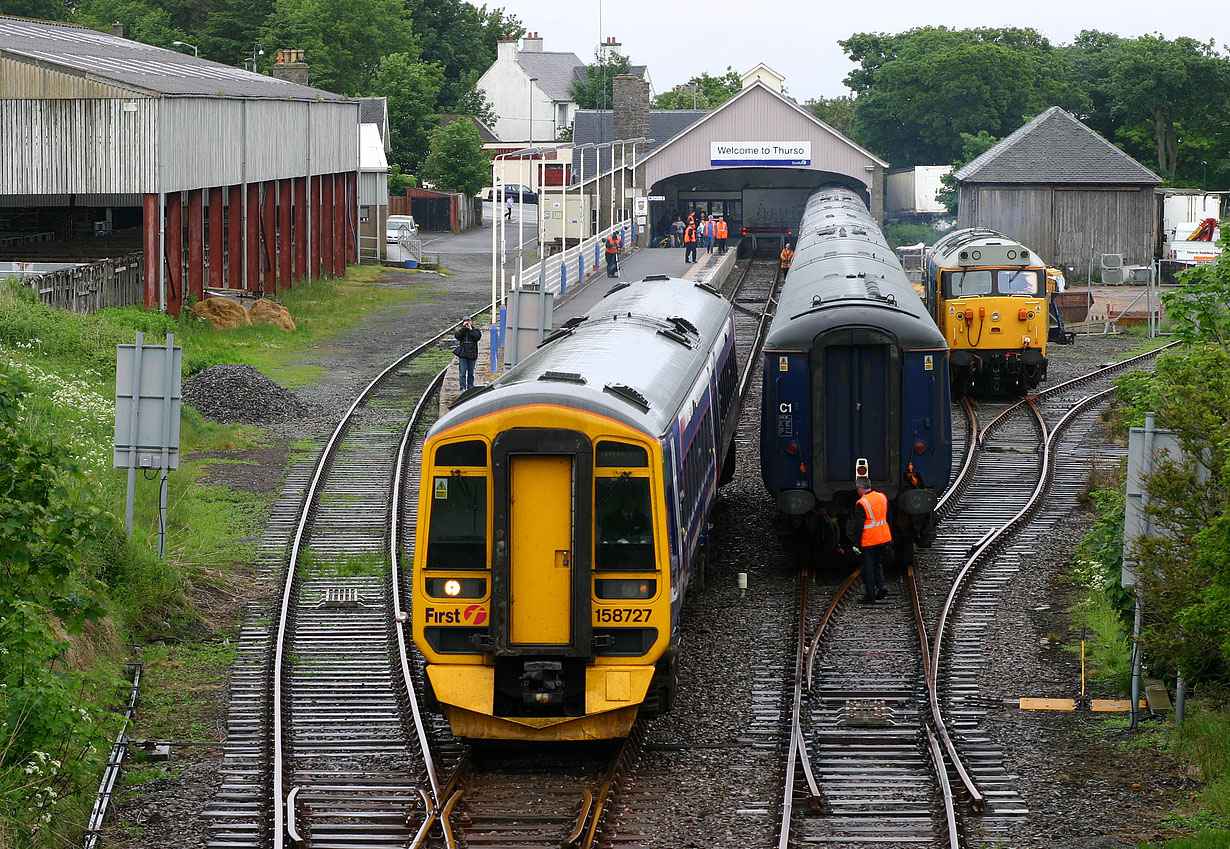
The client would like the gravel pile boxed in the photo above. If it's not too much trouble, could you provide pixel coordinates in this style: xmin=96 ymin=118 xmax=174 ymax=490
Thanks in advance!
xmin=183 ymin=364 xmax=312 ymax=425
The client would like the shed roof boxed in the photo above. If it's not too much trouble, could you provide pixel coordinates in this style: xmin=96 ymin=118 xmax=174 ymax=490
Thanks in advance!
xmin=359 ymin=123 xmax=388 ymax=171
xmin=571 ymin=109 xmax=709 ymax=176
xmin=954 ymin=106 xmax=1161 ymax=185
xmin=515 ymin=50 xmax=585 ymax=101
xmin=440 ymin=113 xmax=500 ymax=144
xmin=0 ymin=14 xmax=346 ymax=101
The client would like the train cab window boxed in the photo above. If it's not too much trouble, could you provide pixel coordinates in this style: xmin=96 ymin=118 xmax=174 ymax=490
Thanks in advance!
xmin=594 ymin=476 xmax=655 ymax=571
xmin=997 ymin=269 xmax=1039 ymax=295
xmin=596 ymin=441 xmax=648 ymax=467
xmin=435 ymin=440 xmax=487 ymax=467
xmin=426 ymin=474 xmax=487 ymax=570
xmin=943 ymin=270 xmax=992 ymax=297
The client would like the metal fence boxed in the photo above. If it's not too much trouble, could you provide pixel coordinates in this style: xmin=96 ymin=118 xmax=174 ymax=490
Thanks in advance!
xmin=14 ymin=252 xmax=143 ymax=313
xmin=512 ymin=220 xmax=630 ymax=297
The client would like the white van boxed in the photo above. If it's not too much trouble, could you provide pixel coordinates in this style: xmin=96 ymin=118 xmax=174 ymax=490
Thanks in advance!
xmin=386 ymin=214 xmax=418 ymax=243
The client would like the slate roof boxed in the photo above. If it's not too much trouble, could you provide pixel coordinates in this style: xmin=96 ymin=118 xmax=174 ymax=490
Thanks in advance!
xmin=954 ymin=106 xmax=1161 ymax=185
xmin=571 ymin=109 xmax=709 ymax=177
xmin=440 ymin=114 xmax=500 ymax=144
xmin=515 ymin=50 xmax=585 ymax=101
xmin=0 ymin=14 xmax=346 ymax=101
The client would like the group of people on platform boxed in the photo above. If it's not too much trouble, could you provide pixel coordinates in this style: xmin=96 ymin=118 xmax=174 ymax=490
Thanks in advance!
xmin=675 ymin=210 xmax=729 ymax=264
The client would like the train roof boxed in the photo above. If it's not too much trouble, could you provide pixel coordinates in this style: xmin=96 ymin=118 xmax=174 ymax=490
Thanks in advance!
xmin=431 ymin=277 xmax=733 ymax=439
xmin=766 ymin=186 xmax=945 ymax=351
xmin=927 ymin=228 xmax=1045 ymax=268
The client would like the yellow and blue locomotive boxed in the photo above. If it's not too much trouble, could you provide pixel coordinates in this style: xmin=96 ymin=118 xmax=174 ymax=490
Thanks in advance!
xmin=924 ymin=228 xmax=1049 ymax=394
xmin=412 ymin=276 xmax=738 ymax=740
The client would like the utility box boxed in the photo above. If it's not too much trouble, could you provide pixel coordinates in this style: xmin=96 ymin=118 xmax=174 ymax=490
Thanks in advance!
xmin=540 ymin=194 xmax=592 ymax=244
xmin=114 ymin=336 xmax=182 ymax=471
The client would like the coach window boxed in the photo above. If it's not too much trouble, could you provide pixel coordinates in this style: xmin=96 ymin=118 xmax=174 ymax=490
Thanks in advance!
xmin=594 ymin=440 xmax=655 ymax=571
xmin=427 ymin=440 xmax=489 ymax=570
xmin=997 ymin=269 xmax=1039 ymax=295
xmin=942 ymin=270 xmax=992 ymax=297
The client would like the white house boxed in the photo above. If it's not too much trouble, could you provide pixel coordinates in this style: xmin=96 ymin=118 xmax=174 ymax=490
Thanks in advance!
xmin=476 ymin=32 xmax=652 ymax=143
xmin=739 ymin=62 xmax=786 ymax=93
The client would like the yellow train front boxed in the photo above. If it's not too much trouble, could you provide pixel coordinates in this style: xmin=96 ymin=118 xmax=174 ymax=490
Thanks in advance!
xmin=412 ymin=276 xmax=737 ymax=741
xmin=924 ymin=228 xmax=1049 ymax=394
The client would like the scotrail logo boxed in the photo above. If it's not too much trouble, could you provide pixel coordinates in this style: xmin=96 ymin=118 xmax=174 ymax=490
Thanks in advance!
xmin=464 ymin=604 xmax=488 ymax=625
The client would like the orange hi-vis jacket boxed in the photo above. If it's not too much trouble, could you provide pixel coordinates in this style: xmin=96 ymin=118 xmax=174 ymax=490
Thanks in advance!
xmin=780 ymin=247 xmax=794 ymax=269
xmin=858 ymin=489 xmax=892 ymax=547
xmin=605 ymin=236 xmax=618 ymax=255
xmin=683 ymin=225 xmax=697 ymax=244
xmin=715 ymin=220 xmax=728 ymax=239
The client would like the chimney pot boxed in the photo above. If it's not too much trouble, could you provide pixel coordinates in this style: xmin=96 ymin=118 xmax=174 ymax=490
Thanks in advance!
xmin=111 ymin=21 xmax=123 ymax=38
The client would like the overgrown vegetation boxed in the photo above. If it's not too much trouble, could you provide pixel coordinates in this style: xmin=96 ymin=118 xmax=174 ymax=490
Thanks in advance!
xmin=1077 ymin=233 xmax=1230 ymax=840
xmin=0 ymin=267 xmax=433 ymax=845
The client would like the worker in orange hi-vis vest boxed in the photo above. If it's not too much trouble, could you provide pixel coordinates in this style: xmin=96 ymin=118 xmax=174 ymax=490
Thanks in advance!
xmin=780 ymin=242 xmax=794 ymax=271
xmin=683 ymin=222 xmax=697 ymax=264
xmin=714 ymin=217 xmax=729 ymax=254
xmin=850 ymin=476 xmax=891 ymax=603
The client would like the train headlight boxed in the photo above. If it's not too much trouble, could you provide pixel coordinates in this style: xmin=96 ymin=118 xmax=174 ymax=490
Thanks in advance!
xmin=596 ymin=579 xmax=656 ymax=599
xmin=426 ymin=577 xmax=487 ymax=598
xmin=991 ymin=312 xmax=1000 ymax=321
xmin=914 ymin=440 xmax=927 ymax=455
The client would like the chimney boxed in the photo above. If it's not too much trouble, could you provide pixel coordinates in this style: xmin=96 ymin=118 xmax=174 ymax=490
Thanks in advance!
xmin=497 ymin=37 xmax=518 ymax=62
xmin=271 ymin=49 xmax=309 ymax=86
xmin=612 ymin=73 xmax=650 ymax=153
xmin=522 ymin=32 xmax=543 ymax=52
xmin=111 ymin=21 xmax=124 ymax=38
xmin=599 ymin=36 xmax=622 ymax=63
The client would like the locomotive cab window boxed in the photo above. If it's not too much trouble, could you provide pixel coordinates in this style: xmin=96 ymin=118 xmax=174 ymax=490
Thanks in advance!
xmin=594 ymin=449 xmax=655 ymax=571
xmin=997 ymin=269 xmax=1039 ymax=295
xmin=942 ymin=270 xmax=992 ymax=297
xmin=426 ymin=473 xmax=487 ymax=570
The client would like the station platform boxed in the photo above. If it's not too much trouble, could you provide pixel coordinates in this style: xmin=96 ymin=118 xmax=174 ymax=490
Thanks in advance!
xmin=551 ymin=240 xmax=741 ymax=326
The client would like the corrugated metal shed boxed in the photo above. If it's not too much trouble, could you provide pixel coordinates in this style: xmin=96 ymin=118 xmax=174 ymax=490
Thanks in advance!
xmin=0 ymin=15 xmax=344 ymax=101
xmin=359 ymin=123 xmax=389 ymax=207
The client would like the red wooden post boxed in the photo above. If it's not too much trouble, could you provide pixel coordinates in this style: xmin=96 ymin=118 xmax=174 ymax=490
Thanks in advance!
xmin=321 ymin=174 xmax=335 ymax=277
xmin=208 ymin=186 xmax=223 ymax=292
xmin=246 ymin=183 xmax=260 ymax=291
xmin=142 ymin=193 xmax=159 ymax=309
xmin=333 ymin=173 xmax=346 ymax=277
xmin=165 ymin=191 xmax=183 ymax=316
xmin=312 ymin=175 xmax=323 ymax=279
xmin=279 ymin=179 xmax=293 ymax=290
xmin=187 ymin=189 xmax=204 ymax=305
xmin=261 ymin=180 xmax=277 ymax=294
xmin=345 ymin=172 xmax=357 ymax=262
xmin=293 ymin=176 xmax=307 ymax=282
xmin=228 ymin=185 xmax=243 ymax=288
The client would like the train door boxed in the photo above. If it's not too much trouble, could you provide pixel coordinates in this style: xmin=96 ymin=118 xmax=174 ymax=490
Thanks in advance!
xmin=491 ymin=429 xmax=593 ymax=716
xmin=508 ymin=455 xmax=573 ymax=645
xmin=811 ymin=329 xmax=901 ymax=500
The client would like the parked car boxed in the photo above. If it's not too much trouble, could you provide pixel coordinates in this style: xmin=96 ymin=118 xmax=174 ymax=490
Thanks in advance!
xmin=485 ymin=184 xmax=538 ymax=204
xmin=386 ymin=214 xmax=418 ymax=243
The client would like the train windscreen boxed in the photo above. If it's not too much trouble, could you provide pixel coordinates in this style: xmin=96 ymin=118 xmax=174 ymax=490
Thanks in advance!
xmin=595 ymin=476 xmax=655 ymax=570
xmin=426 ymin=475 xmax=487 ymax=569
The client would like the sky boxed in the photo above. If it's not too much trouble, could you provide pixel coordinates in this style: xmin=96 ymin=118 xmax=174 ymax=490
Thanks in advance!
xmin=479 ymin=0 xmax=1230 ymax=101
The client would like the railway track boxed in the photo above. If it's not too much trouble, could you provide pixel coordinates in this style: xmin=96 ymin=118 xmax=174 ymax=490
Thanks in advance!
xmin=776 ymin=343 xmax=1175 ymax=848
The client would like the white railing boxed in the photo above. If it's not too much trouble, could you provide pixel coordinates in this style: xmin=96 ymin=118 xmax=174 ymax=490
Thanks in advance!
xmin=513 ymin=220 xmax=631 ymax=297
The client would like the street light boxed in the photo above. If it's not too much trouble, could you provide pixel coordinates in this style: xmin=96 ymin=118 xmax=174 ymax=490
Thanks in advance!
xmin=172 ymin=40 xmax=198 ymax=58
xmin=1202 ymin=160 xmax=1208 ymax=191
xmin=527 ymin=77 xmax=538 ymax=146
xmin=250 ymin=43 xmax=265 ymax=72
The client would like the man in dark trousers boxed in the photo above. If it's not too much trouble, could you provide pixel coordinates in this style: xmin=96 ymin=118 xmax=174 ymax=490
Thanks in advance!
xmin=683 ymin=221 xmax=697 ymax=263
xmin=849 ymin=476 xmax=891 ymax=603
xmin=604 ymin=234 xmax=620 ymax=277
xmin=453 ymin=317 xmax=482 ymax=391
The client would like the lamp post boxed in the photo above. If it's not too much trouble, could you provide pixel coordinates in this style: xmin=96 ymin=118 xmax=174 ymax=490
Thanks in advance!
xmin=1202 ymin=160 xmax=1208 ymax=191
xmin=250 ymin=43 xmax=264 ymax=72
xmin=172 ymin=40 xmax=198 ymax=58
xmin=528 ymin=77 xmax=538 ymax=148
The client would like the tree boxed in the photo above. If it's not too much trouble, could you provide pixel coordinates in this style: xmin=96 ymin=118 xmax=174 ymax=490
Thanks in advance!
xmin=420 ymin=119 xmax=488 ymax=197
xmin=935 ymin=130 xmax=998 ymax=215
xmin=261 ymin=0 xmax=414 ymax=94
xmin=73 ymin=0 xmax=185 ymax=48
xmin=839 ymin=27 xmax=1079 ymax=166
xmin=3 ymin=0 xmax=70 ymax=19
xmin=653 ymin=68 xmax=743 ymax=110
xmin=809 ymin=95 xmax=855 ymax=137
xmin=404 ymin=0 xmax=521 ymax=114
xmin=370 ymin=52 xmax=444 ymax=172
xmin=570 ymin=52 xmax=633 ymax=111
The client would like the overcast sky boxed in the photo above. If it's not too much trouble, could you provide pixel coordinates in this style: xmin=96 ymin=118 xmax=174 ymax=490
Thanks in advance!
xmin=481 ymin=0 xmax=1230 ymax=100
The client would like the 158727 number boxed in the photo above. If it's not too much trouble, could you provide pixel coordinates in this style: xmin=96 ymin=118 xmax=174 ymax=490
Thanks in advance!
xmin=596 ymin=608 xmax=651 ymax=623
